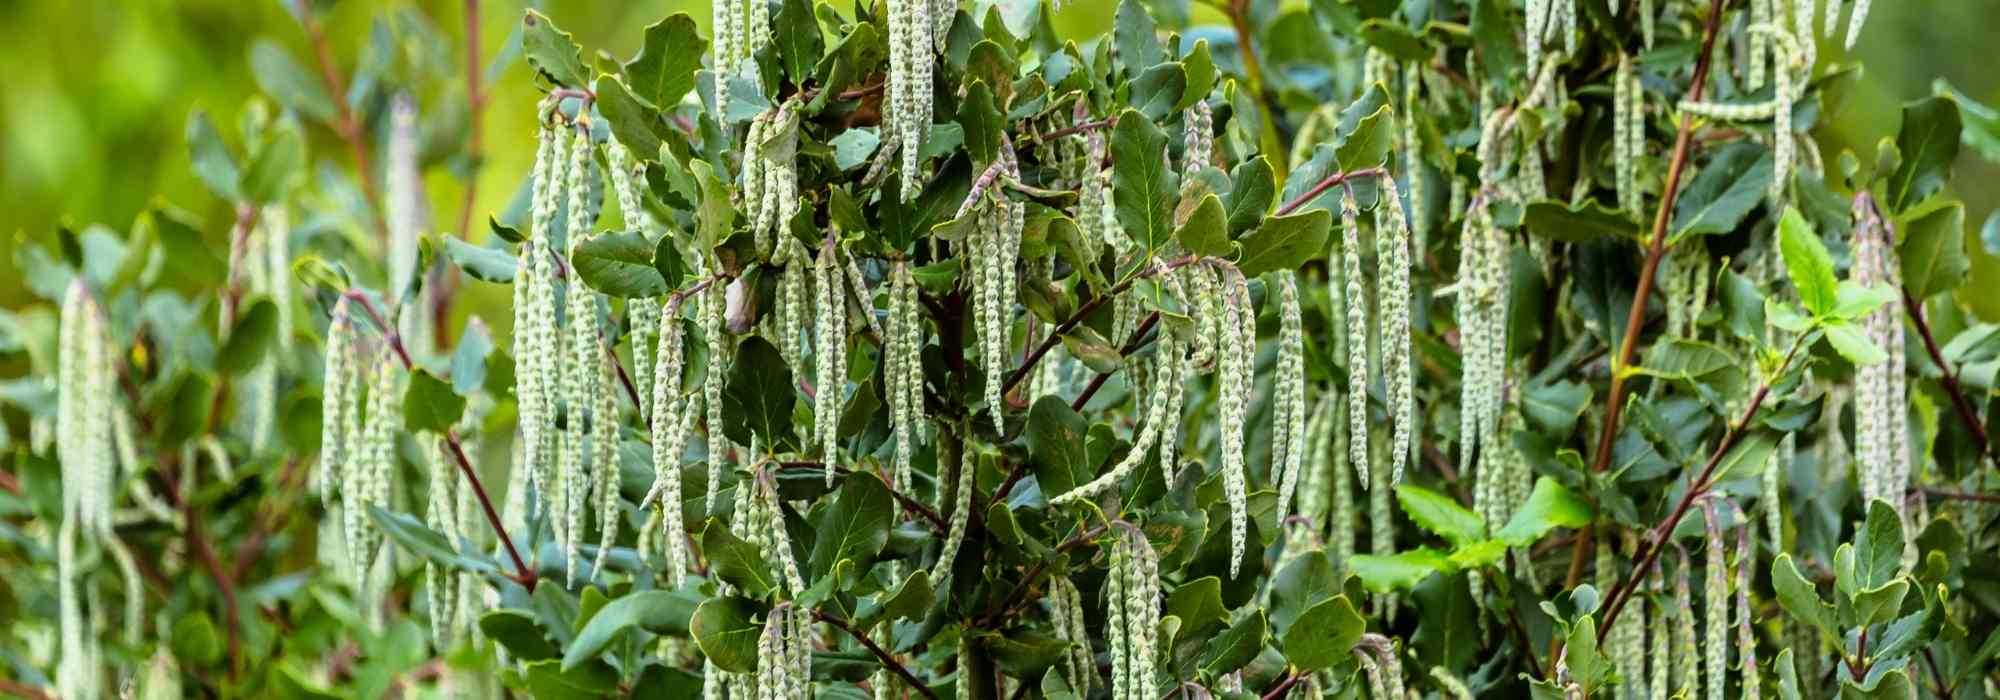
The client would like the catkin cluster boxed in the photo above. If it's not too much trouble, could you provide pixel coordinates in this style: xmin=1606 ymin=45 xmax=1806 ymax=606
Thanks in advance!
xmin=753 ymin=604 xmax=813 ymax=700
xmin=1270 ymin=271 xmax=1309 ymax=520
xmin=1850 ymin=199 xmax=1908 ymax=508
xmin=738 ymin=465 xmax=810 ymax=596
xmin=810 ymin=242 xmax=850 ymax=481
xmin=56 ymin=281 xmax=119 ymax=700
xmin=959 ymin=145 xmax=1024 ymax=434
xmin=1106 ymin=526 xmax=1162 ymax=700
xmin=1455 ymin=199 xmax=1511 ymax=466
xmin=1525 ymin=0 xmax=1575 ymax=69
xmin=1047 ymin=331 xmax=1186 ymax=507
xmin=932 ymin=440 xmax=977 ymax=589
xmin=886 ymin=0 xmax=936 ymax=201
xmin=884 ymin=263 xmax=928 ymax=495
xmin=745 ymin=102 xmax=802 ymax=257
xmin=1377 ymin=177 xmax=1416 ymax=486
xmin=1338 ymin=189 xmax=1373 ymax=487
xmin=642 ymin=294 xmax=696 ymax=588
xmin=702 ymin=282 xmax=731 ymax=516
xmin=712 ymin=0 xmax=771 ymax=119
xmin=1047 ymin=573 xmax=1095 ymax=697
xmin=1215 ymin=265 xmax=1255 ymax=576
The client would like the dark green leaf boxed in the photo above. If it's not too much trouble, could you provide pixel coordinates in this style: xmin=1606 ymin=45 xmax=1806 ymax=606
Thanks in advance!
xmin=216 ymin=299 xmax=279 ymax=375
xmin=1113 ymin=0 xmax=1163 ymax=73
xmin=572 ymin=230 xmax=672 ymax=298
xmin=1236 ymin=209 xmax=1331 ymax=277
xmin=562 ymin=590 xmax=700 ymax=670
xmin=1130 ymin=62 xmax=1187 ymax=122
xmin=702 ymin=520 xmax=776 ymax=597
xmin=1899 ymin=200 xmax=1969 ymax=299
xmin=367 ymin=506 xmax=496 ymax=575
xmin=1110 ymin=108 xmax=1177 ymax=252
xmin=1026 ymin=396 xmax=1097 ymax=499
xmin=1166 ymin=576 xmax=1228 ymax=636
xmin=690 ymin=596 xmax=764 ymax=674
xmin=722 ymin=335 xmax=796 ymax=447
xmin=1671 ymin=142 xmax=1773 ymax=240
xmin=1175 ymin=193 xmax=1231 ymax=258
xmin=775 ymin=0 xmax=824 ymax=82
xmin=1522 ymin=199 xmax=1636 ymax=243
xmin=480 ymin=609 xmax=560 ymax=661
xmin=1199 ymin=610 xmax=1265 ymax=677
xmin=808 ymin=472 xmax=894 ymax=582
xmin=958 ymin=81 xmax=1004 ymax=165
xmin=1884 ymin=96 xmax=1961 ymax=212
xmin=1225 ymin=157 xmax=1277 ymax=234
xmin=624 ymin=14 xmax=706 ymax=109
xmin=1281 ymin=595 xmax=1364 ymax=670
xmin=1521 ymin=380 xmax=1591 ymax=438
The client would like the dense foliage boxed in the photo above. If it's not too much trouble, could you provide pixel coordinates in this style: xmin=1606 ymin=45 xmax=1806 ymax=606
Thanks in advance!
xmin=6 ymin=0 xmax=2000 ymax=698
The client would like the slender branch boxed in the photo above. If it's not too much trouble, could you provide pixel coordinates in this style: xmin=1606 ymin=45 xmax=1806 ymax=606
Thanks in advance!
xmin=1260 ymin=669 xmax=1305 ymax=700
xmin=986 ymin=311 xmax=1162 ymax=511
xmin=1903 ymin=290 xmax=2000 ymax=472
xmin=158 ymin=450 xmax=243 ymax=676
xmin=1916 ymin=487 xmax=2000 ymax=504
xmin=1274 ymin=167 xmax=1386 ymax=216
xmin=1025 ymin=116 xmax=1117 ymax=145
xmin=0 ymin=679 xmax=53 ymax=700
xmin=291 ymin=0 xmax=386 ymax=238
xmin=975 ymin=524 xmax=1107 ymax=628
xmin=815 ymin=611 xmax=941 ymax=700
xmin=1569 ymin=0 xmax=1732 ymax=600
xmin=776 ymin=462 xmax=948 ymax=530
xmin=1596 ymin=332 xmax=1809 ymax=642
xmin=1001 ymin=256 xmax=1201 ymax=396
xmin=1922 ymin=648 xmax=1954 ymax=699
xmin=343 ymin=290 xmax=537 ymax=590
xmin=454 ymin=0 xmax=485 ymax=242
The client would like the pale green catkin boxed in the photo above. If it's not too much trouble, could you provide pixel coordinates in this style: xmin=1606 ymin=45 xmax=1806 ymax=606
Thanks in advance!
xmin=1049 ymin=574 xmax=1094 ymax=696
xmin=646 ymin=298 xmax=693 ymax=588
xmin=703 ymin=283 xmax=730 ymax=516
xmin=1676 ymin=544 xmax=1702 ymax=699
xmin=1049 ymin=333 xmax=1185 ymax=506
xmin=1218 ymin=266 xmax=1254 ymax=577
xmin=1377 ymin=176 xmax=1415 ymax=485
xmin=1649 ymin=562 xmax=1670 ymax=700
xmin=1850 ymin=198 xmax=1909 ymax=510
xmin=886 ymin=0 xmax=935 ymax=201
xmin=1702 ymin=498 xmax=1730 ymax=700
xmin=1431 ymin=666 xmax=1474 ymax=700
xmin=932 ymin=440 xmax=976 ymax=589
xmin=1108 ymin=527 xmax=1161 ymax=700
xmin=1339 ymin=189 xmax=1372 ymax=488
xmin=812 ymin=243 xmax=848 ymax=482
xmin=1272 ymin=271 xmax=1308 ymax=519
xmin=1736 ymin=509 xmax=1760 ymax=700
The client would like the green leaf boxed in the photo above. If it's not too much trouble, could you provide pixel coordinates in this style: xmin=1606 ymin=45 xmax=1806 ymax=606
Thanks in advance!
xmin=1767 ymin=298 xmax=1815 ymax=332
xmin=1522 ymin=199 xmax=1636 ymax=242
xmin=186 ymin=110 xmax=241 ymax=202
xmin=624 ymin=14 xmax=706 ymax=109
xmin=1281 ymin=595 xmax=1364 ymax=670
xmin=1829 ymin=283 xmax=1898 ymax=320
xmin=572 ymin=230 xmax=672 ymax=298
xmin=240 ymin=120 xmax=305 ymax=203
xmin=480 ymin=609 xmax=560 ymax=661
xmin=1357 ymin=19 xmax=1433 ymax=61
xmin=1838 ymin=667 xmax=1914 ymax=700
xmin=958 ymin=81 xmax=1004 ymax=165
xmin=444 ymin=236 xmax=517 ymax=283
xmin=1060 ymin=327 xmax=1122 ymax=373
xmin=1520 ymin=380 xmax=1591 ymax=438
xmin=1776 ymin=649 xmax=1804 ymax=700
xmin=654 ymin=234 xmax=689 ymax=287
xmin=1175 ymin=193 xmax=1231 ymax=258
xmin=691 ymin=597 xmax=765 ymax=674
xmin=701 ymin=520 xmax=775 ymax=597
xmin=248 ymin=39 xmax=336 ymax=124
xmin=1166 ymin=576 xmax=1229 ymax=636
xmin=1884 ymin=96 xmax=1961 ymax=212
xmin=1026 ymin=396 xmax=1097 ymax=499
xmin=1851 ymin=580 xmax=1910 ymax=627
xmin=1670 ymin=142 xmax=1773 ymax=240
xmin=1824 ymin=322 xmax=1888 ymax=366
xmin=807 ymin=472 xmax=893 ymax=582
xmin=1199 ymin=609 xmax=1265 ymax=677
xmin=1113 ymin=0 xmax=1163 ymax=73
xmin=1773 ymin=553 xmax=1837 ymax=640
xmin=1225 ymin=157 xmax=1277 ymax=234
xmin=722 ymin=335 xmax=797 ymax=447
xmin=1899 ymin=200 xmax=1969 ymax=299
xmin=1852 ymin=499 xmax=1906 ymax=592
xmin=1110 ymin=108 xmax=1177 ymax=252
xmin=367 ymin=506 xmax=496 ymax=575
xmin=1395 ymin=485 xmax=1486 ymax=546
xmin=402 ymin=369 xmax=466 ymax=434
xmin=1778 ymin=207 xmax=1839 ymax=316
xmin=1333 ymin=85 xmax=1394 ymax=172
xmin=1350 ymin=548 xmax=1454 ymax=593
xmin=522 ymin=659 xmax=619 ymax=700
xmin=216 ymin=299 xmax=279 ymax=375
xmin=562 ymin=590 xmax=699 ymax=670
xmin=1236 ymin=209 xmax=1332 ymax=277
xmin=1565 ymin=616 xmax=1608 ymax=692
xmin=856 ymin=569 xmax=933 ymax=627
xmin=595 ymin=76 xmax=671 ymax=161
xmin=1178 ymin=40 xmax=1216 ymax=112
xmin=1493 ymin=477 xmax=1592 ymax=546
xmin=774 ymin=0 xmax=823 ymax=82
xmin=1130 ymin=62 xmax=1187 ymax=122
xmin=1410 ymin=572 xmax=1480 ymax=671
xmin=522 ymin=10 xmax=588 ymax=88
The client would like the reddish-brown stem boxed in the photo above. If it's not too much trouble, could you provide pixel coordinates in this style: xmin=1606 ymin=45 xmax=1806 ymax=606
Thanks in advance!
xmin=1274 ymin=167 xmax=1386 ymax=216
xmin=1026 ymin=117 xmax=1117 ymax=145
xmin=986 ymin=311 xmax=1162 ymax=511
xmin=975 ymin=524 xmax=1107 ymax=628
xmin=158 ymin=450 xmax=242 ymax=676
xmin=1001 ymin=256 xmax=1200 ymax=396
xmin=342 ymin=290 xmax=537 ymax=590
xmin=0 ymin=679 xmax=53 ymax=700
xmin=814 ymin=611 xmax=942 ymax=700
xmin=1260 ymin=669 xmax=1305 ymax=700
xmin=1917 ymin=487 xmax=2000 ymax=504
xmin=1569 ymin=0 xmax=1732 ymax=605
xmin=292 ymin=0 xmax=386 ymax=238
xmin=454 ymin=0 xmax=485 ymax=243
xmin=1595 ymin=332 xmax=1808 ymax=642
xmin=1903 ymin=291 xmax=2000 ymax=472
xmin=0 ymin=468 xmax=19 ymax=496
xmin=229 ymin=455 xmax=308 ymax=581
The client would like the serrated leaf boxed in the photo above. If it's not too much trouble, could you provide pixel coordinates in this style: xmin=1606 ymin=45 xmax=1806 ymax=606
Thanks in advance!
xmin=1493 ymin=477 xmax=1592 ymax=546
xmin=1824 ymin=321 xmax=1888 ymax=366
xmin=1778 ymin=207 xmax=1839 ymax=316
xmin=522 ymin=10 xmax=588 ymax=88
xmin=1395 ymin=485 xmax=1485 ymax=546
xmin=625 ymin=14 xmax=705 ymax=109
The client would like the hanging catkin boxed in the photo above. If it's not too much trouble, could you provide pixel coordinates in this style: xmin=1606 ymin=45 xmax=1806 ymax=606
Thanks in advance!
xmin=1338 ymin=188 xmax=1372 ymax=488
xmin=1272 ymin=271 xmax=1308 ymax=518
xmin=812 ymin=242 xmax=848 ymax=482
xmin=1377 ymin=176 xmax=1415 ymax=485
xmin=1850 ymin=196 xmax=1908 ymax=511
xmin=887 ymin=0 xmax=936 ymax=200
xmin=702 ymin=283 xmax=730 ymax=516
xmin=886 ymin=262 xmax=928 ymax=496
xmin=1107 ymin=526 xmax=1161 ymax=700
xmin=933 ymin=440 xmax=977 ymax=588
xmin=1217 ymin=266 xmax=1254 ymax=577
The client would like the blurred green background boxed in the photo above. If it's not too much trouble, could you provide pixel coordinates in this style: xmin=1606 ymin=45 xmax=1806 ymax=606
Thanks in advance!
xmin=2 ymin=0 xmax=1995 ymax=317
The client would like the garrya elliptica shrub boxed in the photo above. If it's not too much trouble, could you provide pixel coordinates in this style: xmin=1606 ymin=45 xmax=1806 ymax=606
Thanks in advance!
xmin=7 ymin=0 xmax=2000 ymax=697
